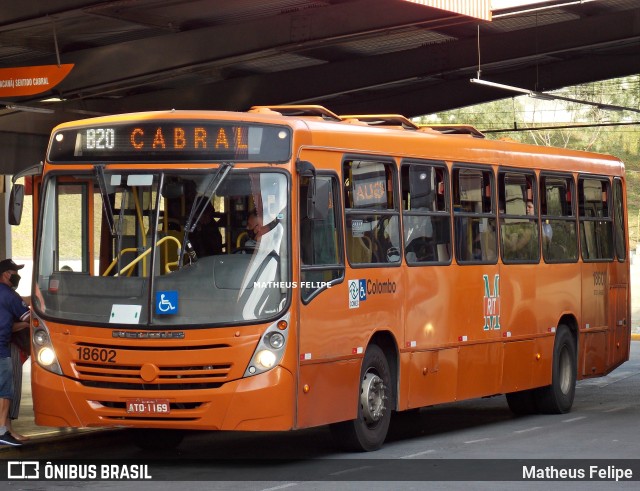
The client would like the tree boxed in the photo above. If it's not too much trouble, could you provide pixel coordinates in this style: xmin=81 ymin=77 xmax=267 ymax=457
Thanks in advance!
xmin=414 ymin=75 xmax=640 ymax=155
xmin=414 ymin=76 xmax=640 ymax=247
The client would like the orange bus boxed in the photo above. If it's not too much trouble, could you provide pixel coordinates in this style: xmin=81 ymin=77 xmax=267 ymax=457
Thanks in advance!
xmin=11 ymin=105 xmax=630 ymax=451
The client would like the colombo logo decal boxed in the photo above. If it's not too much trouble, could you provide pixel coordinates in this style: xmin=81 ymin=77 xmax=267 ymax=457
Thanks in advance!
xmin=348 ymin=278 xmax=397 ymax=309
xmin=483 ymin=274 xmax=501 ymax=330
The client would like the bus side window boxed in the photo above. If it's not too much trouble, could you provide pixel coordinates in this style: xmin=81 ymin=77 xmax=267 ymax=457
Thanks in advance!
xmin=300 ymin=175 xmax=344 ymax=302
xmin=499 ymin=171 xmax=539 ymax=263
xmin=401 ymin=161 xmax=451 ymax=264
xmin=579 ymin=177 xmax=613 ymax=261
xmin=343 ymin=159 xmax=401 ymax=266
xmin=453 ymin=166 xmax=496 ymax=264
xmin=541 ymin=174 xmax=578 ymax=263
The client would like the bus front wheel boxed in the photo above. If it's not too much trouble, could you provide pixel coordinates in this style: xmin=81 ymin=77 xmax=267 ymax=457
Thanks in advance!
xmin=534 ymin=326 xmax=577 ymax=414
xmin=331 ymin=344 xmax=392 ymax=452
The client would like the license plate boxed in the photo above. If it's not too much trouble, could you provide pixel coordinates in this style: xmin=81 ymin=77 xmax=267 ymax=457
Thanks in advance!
xmin=126 ymin=399 xmax=171 ymax=414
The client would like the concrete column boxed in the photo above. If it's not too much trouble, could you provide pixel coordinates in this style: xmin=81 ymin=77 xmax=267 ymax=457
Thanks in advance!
xmin=0 ymin=175 xmax=11 ymax=259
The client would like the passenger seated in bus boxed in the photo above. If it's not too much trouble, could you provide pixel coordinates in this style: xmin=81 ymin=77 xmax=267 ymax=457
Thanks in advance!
xmin=503 ymin=200 xmax=536 ymax=258
xmin=542 ymin=220 xmax=553 ymax=244
xmin=189 ymin=205 xmax=223 ymax=257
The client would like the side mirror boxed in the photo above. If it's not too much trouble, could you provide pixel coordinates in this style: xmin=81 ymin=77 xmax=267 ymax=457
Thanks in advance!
xmin=308 ymin=177 xmax=329 ymax=221
xmin=8 ymin=184 xmax=25 ymax=225
xmin=297 ymin=160 xmax=329 ymax=220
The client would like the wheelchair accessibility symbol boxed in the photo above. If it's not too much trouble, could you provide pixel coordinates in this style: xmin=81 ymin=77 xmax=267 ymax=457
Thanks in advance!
xmin=156 ymin=291 xmax=178 ymax=315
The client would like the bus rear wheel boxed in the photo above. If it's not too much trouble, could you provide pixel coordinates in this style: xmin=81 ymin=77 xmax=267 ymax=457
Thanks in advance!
xmin=331 ymin=344 xmax=392 ymax=452
xmin=534 ymin=326 xmax=577 ymax=414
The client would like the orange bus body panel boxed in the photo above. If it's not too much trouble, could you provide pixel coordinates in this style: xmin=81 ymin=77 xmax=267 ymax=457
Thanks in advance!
xmin=32 ymin=321 xmax=296 ymax=431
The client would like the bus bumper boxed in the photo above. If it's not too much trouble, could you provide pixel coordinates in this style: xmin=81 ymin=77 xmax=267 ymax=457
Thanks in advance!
xmin=32 ymin=364 xmax=295 ymax=431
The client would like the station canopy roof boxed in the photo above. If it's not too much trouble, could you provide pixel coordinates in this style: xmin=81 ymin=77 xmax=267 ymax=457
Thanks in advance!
xmin=0 ymin=0 xmax=638 ymax=173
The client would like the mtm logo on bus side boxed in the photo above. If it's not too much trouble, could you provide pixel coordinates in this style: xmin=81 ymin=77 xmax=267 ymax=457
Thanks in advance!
xmin=483 ymin=274 xmax=501 ymax=331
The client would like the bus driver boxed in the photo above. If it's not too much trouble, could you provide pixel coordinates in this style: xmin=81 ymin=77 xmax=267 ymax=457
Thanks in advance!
xmin=245 ymin=209 xmax=267 ymax=247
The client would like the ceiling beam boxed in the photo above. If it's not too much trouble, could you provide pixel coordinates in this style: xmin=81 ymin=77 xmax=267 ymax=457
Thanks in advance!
xmin=14 ymin=0 xmax=464 ymax=97
xmin=62 ymin=6 xmax=639 ymax=113
xmin=334 ymin=49 xmax=640 ymax=117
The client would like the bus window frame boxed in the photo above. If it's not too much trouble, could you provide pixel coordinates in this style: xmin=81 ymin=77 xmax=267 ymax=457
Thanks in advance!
xmin=300 ymin=170 xmax=345 ymax=304
xmin=400 ymin=159 xmax=452 ymax=266
xmin=578 ymin=174 xmax=614 ymax=263
xmin=33 ymin=166 xmax=295 ymax=328
xmin=497 ymin=168 xmax=540 ymax=265
xmin=35 ymin=172 xmax=95 ymax=280
xmin=452 ymin=163 xmax=498 ymax=265
xmin=540 ymin=171 xmax=579 ymax=264
xmin=342 ymin=155 xmax=402 ymax=269
xmin=613 ymin=176 xmax=627 ymax=263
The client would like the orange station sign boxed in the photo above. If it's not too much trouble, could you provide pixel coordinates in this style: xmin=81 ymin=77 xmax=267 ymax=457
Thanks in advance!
xmin=0 ymin=64 xmax=74 ymax=97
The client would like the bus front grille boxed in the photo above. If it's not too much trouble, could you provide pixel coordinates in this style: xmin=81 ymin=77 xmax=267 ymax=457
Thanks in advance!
xmin=73 ymin=361 xmax=233 ymax=390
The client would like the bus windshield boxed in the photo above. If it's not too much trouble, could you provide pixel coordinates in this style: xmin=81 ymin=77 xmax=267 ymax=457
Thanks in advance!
xmin=34 ymin=168 xmax=289 ymax=327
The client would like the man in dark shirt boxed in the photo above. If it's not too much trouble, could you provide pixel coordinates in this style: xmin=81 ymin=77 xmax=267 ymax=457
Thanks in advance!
xmin=0 ymin=259 xmax=30 ymax=446
xmin=190 ymin=205 xmax=223 ymax=257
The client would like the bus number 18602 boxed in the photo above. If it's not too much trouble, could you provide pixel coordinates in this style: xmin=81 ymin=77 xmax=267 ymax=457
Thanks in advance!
xmin=76 ymin=347 xmax=117 ymax=363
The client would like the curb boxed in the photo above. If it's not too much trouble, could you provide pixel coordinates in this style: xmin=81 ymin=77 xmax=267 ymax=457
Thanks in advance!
xmin=632 ymin=333 xmax=640 ymax=341
xmin=0 ymin=428 xmax=125 ymax=456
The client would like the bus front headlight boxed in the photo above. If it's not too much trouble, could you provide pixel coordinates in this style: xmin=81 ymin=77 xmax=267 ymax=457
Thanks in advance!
xmin=256 ymin=350 xmax=277 ymax=369
xmin=244 ymin=313 xmax=289 ymax=378
xmin=33 ymin=320 xmax=63 ymax=375
xmin=37 ymin=347 xmax=56 ymax=366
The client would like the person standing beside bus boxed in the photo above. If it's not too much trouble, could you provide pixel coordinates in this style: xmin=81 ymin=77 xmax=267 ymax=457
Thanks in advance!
xmin=8 ymin=322 xmax=30 ymax=442
xmin=0 ymin=259 xmax=30 ymax=447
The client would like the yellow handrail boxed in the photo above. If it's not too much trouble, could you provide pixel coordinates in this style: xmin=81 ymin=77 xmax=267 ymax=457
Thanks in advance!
xmin=102 ymin=236 xmax=182 ymax=276
xmin=236 ymin=231 xmax=248 ymax=248
xmin=102 ymin=247 xmax=138 ymax=276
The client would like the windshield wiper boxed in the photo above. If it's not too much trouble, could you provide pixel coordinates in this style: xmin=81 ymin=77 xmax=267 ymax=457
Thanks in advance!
xmin=181 ymin=161 xmax=234 ymax=267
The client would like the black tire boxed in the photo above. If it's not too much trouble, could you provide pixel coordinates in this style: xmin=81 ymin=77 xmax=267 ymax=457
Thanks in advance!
xmin=506 ymin=389 xmax=538 ymax=415
xmin=331 ymin=344 xmax=393 ymax=452
xmin=129 ymin=429 xmax=185 ymax=451
xmin=534 ymin=326 xmax=577 ymax=414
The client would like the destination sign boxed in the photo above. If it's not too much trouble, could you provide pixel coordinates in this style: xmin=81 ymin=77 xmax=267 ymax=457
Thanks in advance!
xmin=47 ymin=121 xmax=292 ymax=163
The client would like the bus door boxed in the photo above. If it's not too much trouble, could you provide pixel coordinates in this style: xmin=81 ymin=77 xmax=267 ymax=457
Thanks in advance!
xmin=451 ymin=165 xmax=501 ymax=400
xmin=578 ymin=177 xmax=613 ymax=377
xmin=296 ymin=172 xmax=350 ymax=428
xmin=608 ymin=177 xmax=630 ymax=369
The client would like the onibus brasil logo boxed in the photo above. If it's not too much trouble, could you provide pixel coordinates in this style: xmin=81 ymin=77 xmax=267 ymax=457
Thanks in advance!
xmin=483 ymin=274 xmax=501 ymax=330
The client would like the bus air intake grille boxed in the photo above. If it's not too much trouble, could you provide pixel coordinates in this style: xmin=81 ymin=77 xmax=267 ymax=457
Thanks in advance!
xmin=73 ymin=361 xmax=232 ymax=390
